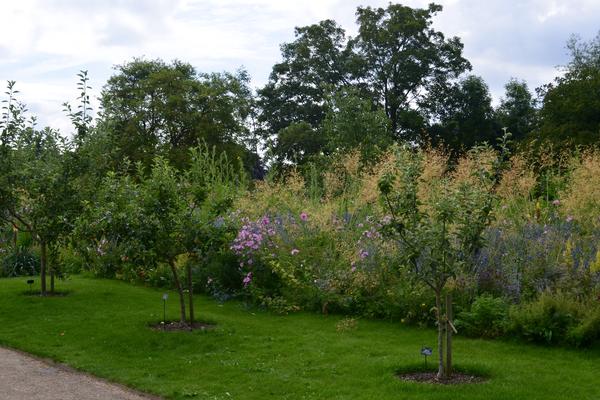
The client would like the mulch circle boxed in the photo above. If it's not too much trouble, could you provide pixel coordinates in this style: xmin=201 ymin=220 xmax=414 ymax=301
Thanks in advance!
xmin=397 ymin=371 xmax=486 ymax=385
xmin=22 ymin=291 xmax=70 ymax=297
xmin=149 ymin=321 xmax=216 ymax=332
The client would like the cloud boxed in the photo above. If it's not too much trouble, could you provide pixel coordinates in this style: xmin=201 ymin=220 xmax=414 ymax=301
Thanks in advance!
xmin=0 ymin=0 xmax=598 ymax=132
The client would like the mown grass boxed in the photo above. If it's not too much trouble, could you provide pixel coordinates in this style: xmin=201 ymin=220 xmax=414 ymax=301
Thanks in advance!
xmin=0 ymin=276 xmax=598 ymax=399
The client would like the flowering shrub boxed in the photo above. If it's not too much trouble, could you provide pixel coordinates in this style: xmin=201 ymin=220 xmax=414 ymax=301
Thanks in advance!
xmin=228 ymin=209 xmax=433 ymax=321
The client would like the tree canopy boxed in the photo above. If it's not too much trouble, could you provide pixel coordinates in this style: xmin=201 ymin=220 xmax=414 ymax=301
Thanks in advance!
xmin=99 ymin=59 xmax=256 ymax=171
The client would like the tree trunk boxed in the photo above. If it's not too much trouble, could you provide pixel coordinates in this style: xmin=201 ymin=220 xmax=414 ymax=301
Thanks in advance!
xmin=187 ymin=263 xmax=194 ymax=330
xmin=446 ymin=292 xmax=453 ymax=378
xmin=40 ymin=241 xmax=47 ymax=296
xmin=435 ymin=289 xmax=445 ymax=380
xmin=168 ymin=260 xmax=186 ymax=324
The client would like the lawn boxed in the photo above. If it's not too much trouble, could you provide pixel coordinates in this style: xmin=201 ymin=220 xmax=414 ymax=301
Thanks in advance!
xmin=0 ymin=276 xmax=598 ymax=400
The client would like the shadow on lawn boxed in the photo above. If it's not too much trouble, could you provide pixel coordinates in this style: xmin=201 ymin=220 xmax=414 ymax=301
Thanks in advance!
xmin=396 ymin=363 xmax=491 ymax=385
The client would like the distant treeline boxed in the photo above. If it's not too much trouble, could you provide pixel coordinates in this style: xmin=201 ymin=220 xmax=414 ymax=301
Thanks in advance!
xmin=5 ymin=2 xmax=600 ymax=177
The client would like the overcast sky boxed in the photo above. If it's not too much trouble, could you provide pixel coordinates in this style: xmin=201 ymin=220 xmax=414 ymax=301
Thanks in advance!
xmin=1 ymin=0 xmax=598 ymax=134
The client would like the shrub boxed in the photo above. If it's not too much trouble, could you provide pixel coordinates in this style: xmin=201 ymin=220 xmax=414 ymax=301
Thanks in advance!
xmin=456 ymin=295 xmax=509 ymax=338
xmin=0 ymin=247 xmax=39 ymax=277
xmin=59 ymin=246 xmax=86 ymax=275
xmin=567 ymin=307 xmax=600 ymax=347
xmin=507 ymin=292 xmax=582 ymax=344
xmin=195 ymin=250 xmax=242 ymax=301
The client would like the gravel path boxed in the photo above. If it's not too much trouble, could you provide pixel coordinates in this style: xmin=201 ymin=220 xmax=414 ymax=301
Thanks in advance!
xmin=0 ymin=347 xmax=159 ymax=400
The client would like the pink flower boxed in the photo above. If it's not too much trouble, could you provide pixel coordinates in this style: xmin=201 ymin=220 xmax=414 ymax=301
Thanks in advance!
xmin=300 ymin=212 xmax=308 ymax=221
xmin=552 ymin=199 xmax=561 ymax=206
xmin=291 ymin=248 xmax=300 ymax=256
xmin=243 ymin=272 xmax=253 ymax=288
xmin=566 ymin=215 xmax=574 ymax=222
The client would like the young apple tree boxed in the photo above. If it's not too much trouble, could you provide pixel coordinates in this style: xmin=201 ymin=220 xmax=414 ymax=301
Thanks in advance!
xmin=378 ymin=138 xmax=509 ymax=379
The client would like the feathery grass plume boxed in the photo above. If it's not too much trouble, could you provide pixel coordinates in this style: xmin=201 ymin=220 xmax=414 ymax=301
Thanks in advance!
xmin=497 ymin=154 xmax=536 ymax=200
xmin=495 ymin=154 xmax=537 ymax=224
xmin=451 ymin=147 xmax=497 ymax=187
xmin=323 ymin=150 xmax=361 ymax=201
xmin=561 ymin=149 xmax=600 ymax=226
xmin=521 ymin=140 xmax=572 ymax=204
xmin=357 ymin=149 xmax=398 ymax=207
xmin=417 ymin=147 xmax=449 ymax=209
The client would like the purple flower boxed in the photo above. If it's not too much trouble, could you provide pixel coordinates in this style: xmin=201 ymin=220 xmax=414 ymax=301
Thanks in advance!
xmin=359 ymin=249 xmax=369 ymax=259
xmin=291 ymin=248 xmax=300 ymax=256
xmin=300 ymin=212 xmax=308 ymax=221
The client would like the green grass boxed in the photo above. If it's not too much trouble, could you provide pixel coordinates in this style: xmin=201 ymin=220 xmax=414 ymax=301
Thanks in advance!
xmin=0 ymin=276 xmax=598 ymax=399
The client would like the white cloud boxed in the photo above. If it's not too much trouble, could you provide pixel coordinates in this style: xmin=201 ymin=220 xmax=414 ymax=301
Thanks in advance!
xmin=0 ymin=0 xmax=597 ymax=133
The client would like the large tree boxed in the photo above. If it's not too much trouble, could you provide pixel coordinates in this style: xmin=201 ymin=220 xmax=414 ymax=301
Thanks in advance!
xmin=322 ymin=88 xmax=391 ymax=162
xmin=495 ymin=79 xmax=537 ymax=141
xmin=538 ymin=32 xmax=600 ymax=146
xmin=351 ymin=3 xmax=471 ymax=140
xmin=257 ymin=20 xmax=351 ymax=139
xmin=99 ymin=59 xmax=256 ymax=170
xmin=259 ymin=3 xmax=471 ymax=165
xmin=427 ymin=75 xmax=498 ymax=152
xmin=266 ymin=121 xmax=326 ymax=167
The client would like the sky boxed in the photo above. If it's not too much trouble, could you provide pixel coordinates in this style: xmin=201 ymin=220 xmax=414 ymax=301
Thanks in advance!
xmin=1 ymin=0 xmax=599 ymax=135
